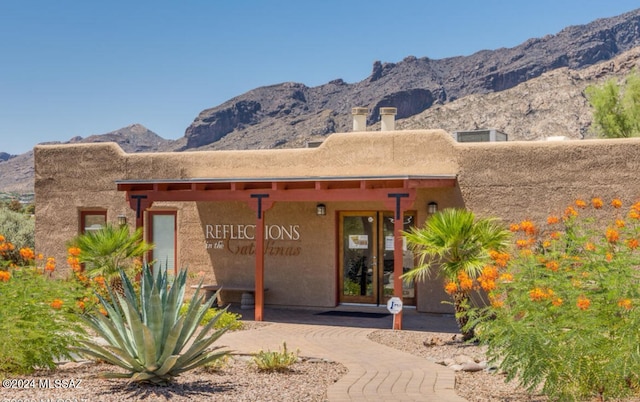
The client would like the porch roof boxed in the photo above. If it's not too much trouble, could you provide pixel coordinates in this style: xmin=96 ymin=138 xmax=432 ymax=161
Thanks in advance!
xmin=116 ymin=174 xmax=457 ymax=195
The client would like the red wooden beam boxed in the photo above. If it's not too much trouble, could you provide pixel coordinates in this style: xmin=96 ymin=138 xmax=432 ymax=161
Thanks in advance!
xmin=123 ymin=187 xmax=420 ymax=204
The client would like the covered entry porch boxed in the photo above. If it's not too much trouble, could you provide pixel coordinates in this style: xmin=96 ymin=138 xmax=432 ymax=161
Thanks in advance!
xmin=117 ymin=174 xmax=457 ymax=329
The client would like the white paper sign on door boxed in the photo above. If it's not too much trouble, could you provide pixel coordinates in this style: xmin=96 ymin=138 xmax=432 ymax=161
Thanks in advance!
xmin=385 ymin=236 xmax=408 ymax=251
xmin=348 ymin=235 xmax=369 ymax=249
xmin=385 ymin=236 xmax=395 ymax=250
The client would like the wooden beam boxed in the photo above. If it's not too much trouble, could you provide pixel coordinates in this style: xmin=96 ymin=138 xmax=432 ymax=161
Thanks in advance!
xmin=123 ymin=187 xmax=420 ymax=203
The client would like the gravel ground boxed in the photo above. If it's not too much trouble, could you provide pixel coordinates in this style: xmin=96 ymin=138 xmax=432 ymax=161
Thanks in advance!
xmin=5 ymin=323 xmax=640 ymax=401
xmin=368 ymin=329 xmax=548 ymax=402
xmin=0 ymin=322 xmax=348 ymax=402
xmin=0 ymin=357 xmax=346 ymax=402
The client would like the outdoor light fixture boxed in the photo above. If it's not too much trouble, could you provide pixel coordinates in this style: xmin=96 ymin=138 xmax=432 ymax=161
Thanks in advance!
xmin=316 ymin=203 xmax=326 ymax=216
xmin=427 ymin=201 xmax=438 ymax=214
xmin=117 ymin=214 xmax=128 ymax=226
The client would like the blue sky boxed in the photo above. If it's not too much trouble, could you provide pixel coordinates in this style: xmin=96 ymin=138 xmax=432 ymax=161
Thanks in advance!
xmin=0 ymin=1 xmax=637 ymax=155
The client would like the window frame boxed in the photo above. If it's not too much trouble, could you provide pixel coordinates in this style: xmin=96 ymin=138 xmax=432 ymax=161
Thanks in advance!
xmin=79 ymin=210 xmax=107 ymax=234
xmin=147 ymin=210 xmax=178 ymax=277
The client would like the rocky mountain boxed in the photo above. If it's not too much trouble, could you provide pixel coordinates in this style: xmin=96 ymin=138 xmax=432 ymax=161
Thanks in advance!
xmin=0 ymin=124 xmax=172 ymax=195
xmin=399 ymin=46 xmax=640 ymax=140
xmin=2 ymin=8 xmax=640 ymax=195
xmin=0 ymin=151 xmax=35 ymax=195
xmin=63 ymin=124 xmax=171 ymax=153
xmin=179 ymin=8 xmax=640 ymax=150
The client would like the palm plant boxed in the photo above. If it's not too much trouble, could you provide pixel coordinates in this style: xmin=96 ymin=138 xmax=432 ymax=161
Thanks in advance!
xmin=402 ymin=208 xmax=510 ymax=340
xmin=73 ymin=265 xmax=229 ymax=385
xmin=68 ymin=224 xmax=153 ymax=290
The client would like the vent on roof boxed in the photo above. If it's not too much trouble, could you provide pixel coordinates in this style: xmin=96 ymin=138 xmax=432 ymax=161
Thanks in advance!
xmin=454 ymin=129 xmax=508 ymax=142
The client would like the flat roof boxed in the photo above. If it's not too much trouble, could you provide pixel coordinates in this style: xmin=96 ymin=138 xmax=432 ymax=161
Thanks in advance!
xmin=115 ymin=174 xmax=457 ymax=185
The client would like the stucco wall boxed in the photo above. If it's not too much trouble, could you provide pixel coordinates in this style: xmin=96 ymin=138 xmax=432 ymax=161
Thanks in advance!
xmin=34 ymin=130 xmax=640 ymax=313
xmin=457 ymin=138 xmax=640 ymax=223
xmin=34 ymin=143 xmax=131 ymax=277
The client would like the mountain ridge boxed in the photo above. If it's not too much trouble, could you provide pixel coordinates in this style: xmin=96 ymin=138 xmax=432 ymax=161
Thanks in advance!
xmin=2 ymin=8 xmax=640 ymax=195
xmin=179 ymin=8 xmax=640 ymax=150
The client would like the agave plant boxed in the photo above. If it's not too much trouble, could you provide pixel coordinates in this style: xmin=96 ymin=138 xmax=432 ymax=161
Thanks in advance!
xmin=73 ymin=265 xmax=229 ymax=385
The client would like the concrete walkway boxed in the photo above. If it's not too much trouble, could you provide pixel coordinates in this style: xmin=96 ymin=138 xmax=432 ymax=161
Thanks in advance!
xmin=220 ymin=307 xmax=466 ymax=402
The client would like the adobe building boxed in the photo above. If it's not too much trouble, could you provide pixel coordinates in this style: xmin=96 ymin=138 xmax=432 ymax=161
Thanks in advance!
xmin=34 ymin=108 xmax=640 ymax=328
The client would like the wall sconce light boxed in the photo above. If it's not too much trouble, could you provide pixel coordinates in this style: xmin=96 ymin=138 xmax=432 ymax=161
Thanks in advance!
xmin=117 ymin=214 xmax=128 ymax=226
xmin=427 ymin=202 xmax=438 ymax=214
xmin=316 ymin=203 xmax=326 ymax=216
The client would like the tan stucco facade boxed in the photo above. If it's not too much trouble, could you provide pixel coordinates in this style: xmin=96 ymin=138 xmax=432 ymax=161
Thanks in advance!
xmin=34 ymin=129 xmax=640 ymax=313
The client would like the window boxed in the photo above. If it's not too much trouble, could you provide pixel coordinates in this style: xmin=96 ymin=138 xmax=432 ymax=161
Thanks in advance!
xmin=80 ymin=210 xmax=107 ymax=234
xmin=149 ymin=211 xmax=177 ymax=276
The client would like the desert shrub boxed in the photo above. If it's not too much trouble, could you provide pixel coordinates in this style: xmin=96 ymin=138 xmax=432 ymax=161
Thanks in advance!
xmin=202 ymin=354 xmax=231 ymax=373
xmin=179 ymin=301 xmax=243 ymax=330
xmin=0 ymin=208 xmax=34 ymax=264
xmin=477 ymin=198 xmax=640 ymax=401
xmin=0 ymin=255 xmax=86 ymax=375
xmin=253 ymin=342 xmax=298 ymax=372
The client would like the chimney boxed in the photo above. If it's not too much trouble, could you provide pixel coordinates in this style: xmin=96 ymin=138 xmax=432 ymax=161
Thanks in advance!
xmin=352 ymin=107 xmax=368 ymax=131
xmin=380 ymin=107 xmax=397 ymax=131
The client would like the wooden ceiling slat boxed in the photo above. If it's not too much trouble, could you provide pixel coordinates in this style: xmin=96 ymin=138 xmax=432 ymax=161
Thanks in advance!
xmin=118 ymin=177 xmax=456 ymax=203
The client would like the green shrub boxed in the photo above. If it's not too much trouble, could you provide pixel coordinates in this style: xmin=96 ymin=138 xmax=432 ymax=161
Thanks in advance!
xmin=67 ymin=224 xmax=152 ymax=289
xmin=253 ymin=342 xmax=298 ymax=372
xmin=180 ymin=301 xmax=243 ymax=330
xmin=0 ymin=208 xmax=34 ymax=264
xmin=202 ymin=354 xmax=230 ymax=373
xmin=477 ymin=198 xmax=640 ymax=401
xmin=0 ymin=266 xmax=86 ymax=375
xmin=342 ymin=279 xmax=361 ymax=296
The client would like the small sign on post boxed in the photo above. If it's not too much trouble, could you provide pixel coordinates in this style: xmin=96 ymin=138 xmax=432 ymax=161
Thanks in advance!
xmin=387 ymin=296 xmax=403 ymax=329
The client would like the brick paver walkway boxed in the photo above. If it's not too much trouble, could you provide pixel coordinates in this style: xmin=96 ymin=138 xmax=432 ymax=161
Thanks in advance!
xmin=220 ymin=307 xmax=466 ymax=402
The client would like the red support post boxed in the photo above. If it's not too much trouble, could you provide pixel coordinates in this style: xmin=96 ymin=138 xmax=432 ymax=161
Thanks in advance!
xmin=250 ymin=193 xmax=270 ymax=322
xmin=255 ymin=213 xmax=265 ymax=321
xmin=393 ymin=214 xmax=404 ymax=330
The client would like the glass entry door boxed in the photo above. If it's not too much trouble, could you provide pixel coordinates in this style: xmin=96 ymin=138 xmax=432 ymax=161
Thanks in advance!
xmin=339 ymin=211 xmax=416 ymax=306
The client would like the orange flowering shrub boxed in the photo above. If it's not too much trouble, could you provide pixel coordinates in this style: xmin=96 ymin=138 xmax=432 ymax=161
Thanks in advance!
xmin=576 ymin=296 xmax=591 ymax=311
xmin=547 ymin=215 xmax=560 ymax=225
xmin=19 ymin=247 xmax=35 ymax=261
xmin=438 ymin=250 xmax=511 ymax=299
xmin=44 ymin=257 xmax=56 ymax=273
xmin=489 ymin=250 xmax=510 ymax=267
xmin=0 ymin=236 xmax=15 ymax=263
xmin=440 ymin=254 xmax=510 ymax=301
xmin=618 ymin=298 xmax=633 ymax=310
xmin=50 ymin=299 xmax=64 ymax=309
xmin=545 ymin=260 xmax=559 ymax=272
xmin=477 ymin=199 xmax=640 ymax=400
xmin=592 ymin=197 xmax=604 ymax=209
xmin=519 ymin=220 xmax=537 ymax=236
xmin=528 ymin=287 xmax=549 ymax=301
xmin=444 ymin=281 xmax=458 ymax=295
xmin=0 ymin=232 xmax=87 ymax=375
xmin=564 ymin=206 xmax=578 ymax=219
xmin=93 ymin=276 xmax=106 ymax=287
